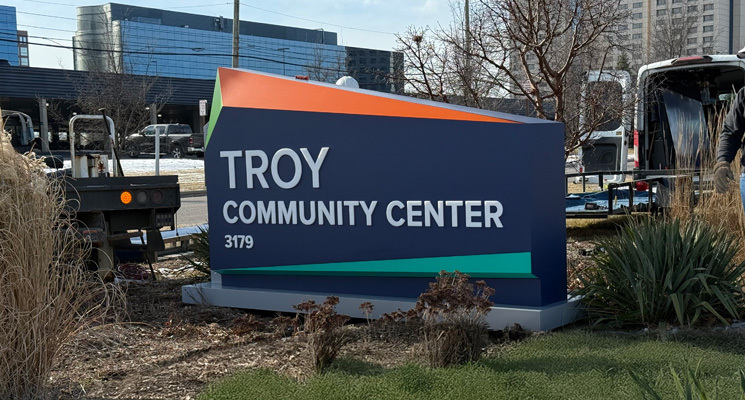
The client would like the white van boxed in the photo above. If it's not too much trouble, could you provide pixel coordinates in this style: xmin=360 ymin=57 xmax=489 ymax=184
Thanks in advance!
xmin=578 ymin=70 xmax=632 ymax=184
xmin=634 ymin=55 xmax=745 ymax=173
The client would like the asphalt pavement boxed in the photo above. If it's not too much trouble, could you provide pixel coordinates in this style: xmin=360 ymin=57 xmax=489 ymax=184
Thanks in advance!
xmin=176 ymin=195 xmax=207 ymax=227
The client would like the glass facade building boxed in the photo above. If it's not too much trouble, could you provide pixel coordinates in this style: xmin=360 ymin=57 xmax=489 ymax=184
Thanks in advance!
xmin=74 ymin=3 xmax=403 ymax=93
xmin=0 ymin=5 xmax=18 ymax=66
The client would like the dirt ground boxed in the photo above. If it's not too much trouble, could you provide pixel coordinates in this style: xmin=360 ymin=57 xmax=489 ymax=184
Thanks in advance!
xmin=47 ymin=232 xmax=601 ymax=400
xmin=49 ymin=258 xmax=431 ymax=400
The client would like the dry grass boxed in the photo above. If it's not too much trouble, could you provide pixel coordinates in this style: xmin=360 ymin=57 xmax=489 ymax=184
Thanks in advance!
xmin=667 ymin=107 xmax=745 ymax=262
xmin=0 ymin=121 xmax=113 ymax=399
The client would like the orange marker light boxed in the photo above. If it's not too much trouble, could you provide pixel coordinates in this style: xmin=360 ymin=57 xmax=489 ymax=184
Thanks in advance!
xmin=120 ymin=191 xmax=133 ymax=205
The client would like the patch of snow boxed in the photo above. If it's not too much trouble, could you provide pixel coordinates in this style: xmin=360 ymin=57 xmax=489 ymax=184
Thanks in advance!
xmin=61 ymin=158 xmax=204 ymax=174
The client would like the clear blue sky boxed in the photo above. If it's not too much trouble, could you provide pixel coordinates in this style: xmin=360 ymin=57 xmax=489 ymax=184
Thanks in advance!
xmin=9 ymin=0 xmax=456 ymax=69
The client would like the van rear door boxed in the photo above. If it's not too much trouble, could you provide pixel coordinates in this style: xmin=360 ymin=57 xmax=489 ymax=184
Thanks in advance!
xmin=634 ymin=56 xmax=745 ymax=172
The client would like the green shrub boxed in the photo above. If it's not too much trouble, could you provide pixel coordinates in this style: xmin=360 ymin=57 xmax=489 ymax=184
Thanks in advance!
xmin=577 ymin=217 xmax=745 ymax=327
xmin=630 ymin=362 xmax=745 ymax=399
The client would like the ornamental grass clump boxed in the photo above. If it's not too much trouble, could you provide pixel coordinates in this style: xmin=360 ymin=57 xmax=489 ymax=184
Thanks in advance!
xmin=415 ymin=270 xmax=495 ymax=367
xmin=0 ymin=127 xmax=111 ymax=399
xmin=577 ymin=217 xmax=745 ymax=327
xmin=180 ymin=225 xmax=210 ymax=277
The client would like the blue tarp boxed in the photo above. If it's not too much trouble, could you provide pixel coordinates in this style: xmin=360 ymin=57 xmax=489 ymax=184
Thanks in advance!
xmin=566 ymin=188 xmax=657 ymax=213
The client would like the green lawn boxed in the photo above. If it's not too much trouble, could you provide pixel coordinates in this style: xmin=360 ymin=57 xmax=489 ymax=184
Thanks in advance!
xmin=198 ymin=330 xmax=745 ymax=400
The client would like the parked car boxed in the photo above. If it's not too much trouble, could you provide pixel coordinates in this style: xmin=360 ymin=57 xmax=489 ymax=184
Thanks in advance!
xmin=123 ymin=124 xmax=195 ymax=158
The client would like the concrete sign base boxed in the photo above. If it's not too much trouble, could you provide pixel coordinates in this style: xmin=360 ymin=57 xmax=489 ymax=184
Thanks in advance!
xmin=182 ymin=272 xmax=582 ymax=331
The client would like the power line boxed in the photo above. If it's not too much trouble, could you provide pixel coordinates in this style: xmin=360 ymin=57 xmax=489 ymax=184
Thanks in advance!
xmin=240 ymin=3 xmax=395 ymax=36
xmin=15 ymin=4 xmax=396 ymax=36
xmin=18 ymin=24 xmax=76 ymax=33
xmin=0 ymin=37 xmax=392 ymax=77
xmin=15 ymin=0 xmax=233 ymax=11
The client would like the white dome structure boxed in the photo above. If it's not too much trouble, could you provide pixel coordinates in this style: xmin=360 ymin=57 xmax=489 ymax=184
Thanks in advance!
xmin=335 ymin=76 xmax=359 ymax=89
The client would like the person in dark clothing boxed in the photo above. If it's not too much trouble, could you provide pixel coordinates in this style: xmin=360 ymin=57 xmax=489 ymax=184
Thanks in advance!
xmin=715 ymin=50 xmax=745 ymax=207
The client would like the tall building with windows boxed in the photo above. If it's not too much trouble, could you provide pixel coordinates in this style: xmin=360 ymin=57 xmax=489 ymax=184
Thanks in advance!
xmin=17 ymin=30 xmax=28 ymax=66
xmin=613 ymin=0 xmax=745 ymax=69
xmin=0 ymin=5 xmax=19 ymax=66
xmin=73 ymin=3 xmax=403 ymax=93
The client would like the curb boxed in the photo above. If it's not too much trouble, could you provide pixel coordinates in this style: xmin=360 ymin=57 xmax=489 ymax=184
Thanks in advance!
xmin=181 ymin=190 xmax=207 ymax=198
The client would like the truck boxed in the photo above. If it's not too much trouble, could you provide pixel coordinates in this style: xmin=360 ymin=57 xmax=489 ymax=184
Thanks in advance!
xmin=566 ymin=55 xmax=743 ymax=218
xmin=123 ymin=123 xmax=201 ymax=159
xmin=633 ymin=55 xmax=742 ymax=172
xmin=187 ymin=132 xmax=204 ymax=158
xmin=6 ymin=112 xmax=181 ymax=276
xmin=2 ymin=109 xmax=66 ymax=167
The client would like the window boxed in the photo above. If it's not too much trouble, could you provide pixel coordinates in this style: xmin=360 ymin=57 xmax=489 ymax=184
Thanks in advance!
xmin=673 ymin=0 xmax=682 ymax=2
xmin=703 ymin=15 xmax=713 ymax=21
xmin=672 ymin=7 xmax=682 ymax=13
xmin=687 ymin=49 xmax=697 ymax=55
xmin=633 ymin=12 xmax=642 ymax=19
xmin=633 ymin=2 xmax=642 ymax=8
xmin=656 ymin=0 xmax=666 ymax=4
xmin=657 ymin=9 xmax=667 ymax=16
xmin=703 ymin=36 xmax=713 ymax=43
xmin=20 ymin=59 xmax=28 ymax=66
xmin=702 ymin=47 xmax=713 ymax=54
xmin=688 ymin=26 xmax=697 ymax=34
xmin=620 ymin=3 xmax=628 ymax=9
xmin=632 ymin=33 xmax=642 ymax=39
xmin=703 ymin=4 xmax=714 ymax=11
xmin=633 ymin=23 xmax=643 ymax=29
xmin=703 ymin=25 xmax=713 ymax=32
xmin=687 ymin=37 xmax=697 ymax=44
xmin=688 ymin=5 xmax=698 ymax=11
xmin=19 ymin=48 xmax=27 ymax=56
xmin=617 ymin=24 xmax=628 ymax=31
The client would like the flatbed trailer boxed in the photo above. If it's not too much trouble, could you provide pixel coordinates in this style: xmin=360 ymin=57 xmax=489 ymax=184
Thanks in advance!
xmin=565 ymin=169 xmax=704 ymax=218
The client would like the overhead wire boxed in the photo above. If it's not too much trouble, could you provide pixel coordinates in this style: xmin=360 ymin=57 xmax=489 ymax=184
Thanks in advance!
xmin=0 ymin=37 xmax=393 ymax=80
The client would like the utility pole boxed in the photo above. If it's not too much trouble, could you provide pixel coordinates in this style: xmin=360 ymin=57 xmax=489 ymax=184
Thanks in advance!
xmin=232 ymin=0 xmax=240 ymax=68
xmin=464 ymin=0 xmax=471 ymax=107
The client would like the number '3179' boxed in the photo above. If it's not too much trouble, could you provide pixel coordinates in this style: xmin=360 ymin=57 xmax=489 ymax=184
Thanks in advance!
xmin=224 ymin=235 xmax=254 ymax=249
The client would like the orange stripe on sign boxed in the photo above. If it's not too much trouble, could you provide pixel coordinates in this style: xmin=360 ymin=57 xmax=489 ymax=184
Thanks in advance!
xmin=218 ymin=68 xmax=519 ymax=124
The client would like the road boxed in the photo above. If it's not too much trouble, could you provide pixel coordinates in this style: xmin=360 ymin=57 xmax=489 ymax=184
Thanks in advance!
xmin=176 ymin=194 xmax=208 ymax=227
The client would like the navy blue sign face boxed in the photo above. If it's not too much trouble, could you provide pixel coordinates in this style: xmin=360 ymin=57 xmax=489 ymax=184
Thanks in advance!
xmin=205 ymin=69 xmax=566 ymax=307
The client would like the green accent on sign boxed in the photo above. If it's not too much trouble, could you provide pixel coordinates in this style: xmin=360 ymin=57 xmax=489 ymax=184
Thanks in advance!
xmin=206 ymin=72 xmax=223 ymax=148
xmin=219 ymin=253 xmax=535 ymax=279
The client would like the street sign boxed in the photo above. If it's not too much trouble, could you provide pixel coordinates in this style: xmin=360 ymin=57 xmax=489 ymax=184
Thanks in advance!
xmin=199 ymin=99 xmax=208 ymax=116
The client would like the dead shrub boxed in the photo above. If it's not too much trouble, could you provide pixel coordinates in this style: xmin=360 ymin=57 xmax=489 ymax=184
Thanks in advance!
xmin=380 ymin=270 xmax=495 ymax=367
xmin=293 ymin=297 xmax=350 ymax=374
xmin=417 ymin=271 xmax=495 ymax=367
xmin=230 ymin=314 xmax=264 ymax=336
xmin=0 ymin=126 xmax=112 ymax=399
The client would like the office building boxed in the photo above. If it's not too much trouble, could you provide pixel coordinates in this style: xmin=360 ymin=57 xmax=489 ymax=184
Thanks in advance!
xmin=0 ymin=5 xmax=18 ymax=66
xmin=17 ymin=30 xmax=28 ymax=66
xmin=73 ymin=3 xmax=403 ymax=93
xmin=614 ymin=0 xmax=745 ymax=69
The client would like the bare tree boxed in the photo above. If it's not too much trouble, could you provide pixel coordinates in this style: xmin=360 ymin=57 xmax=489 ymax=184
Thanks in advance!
xmin=71 ymin=7 xmax=169 ymax=150
xmin=650 ymin=5 xmax=704 ymax=62
xmin=305 ymin=44 xmax=347 ymax=83
xmin=396 ymin=0 xmax=631 ymax=158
